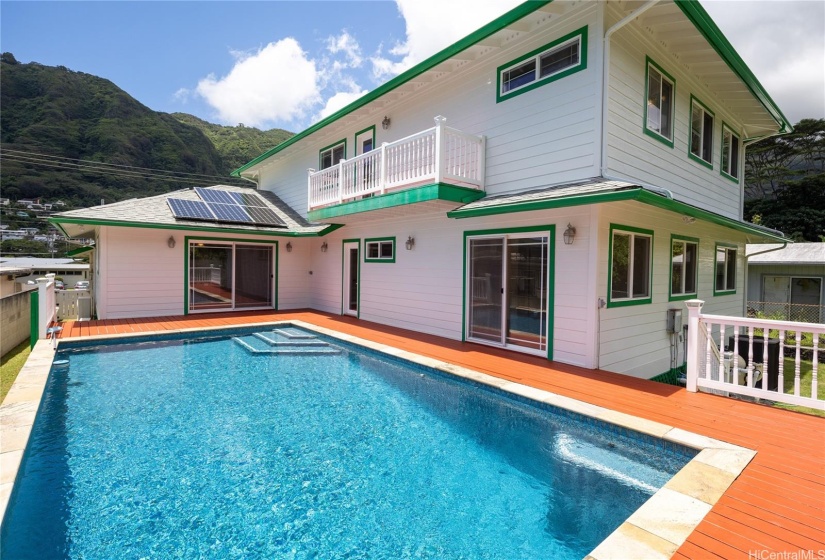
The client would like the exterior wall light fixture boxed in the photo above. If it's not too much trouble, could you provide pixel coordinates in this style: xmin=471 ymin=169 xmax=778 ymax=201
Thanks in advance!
xmin=563 ymin=223 xmax=576 ymax=245
xmin=167 ymin=236 xmax=176 ymax=249
xmin=682 ymin=216 xmax=696 ymax=224
xmin=285 ymin=242 xmax=292 ymax=252
xmin=320 ymin=241 xmax=328 ymax=253
xmin=382 ymin=116 xmax=391 ymax=130
xmin=405 ymin=236 xmax=415 ymax=250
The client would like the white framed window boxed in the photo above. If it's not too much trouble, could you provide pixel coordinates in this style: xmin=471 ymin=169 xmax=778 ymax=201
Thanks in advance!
xmin=497 ymin=27 xmax=587 ymax=102
xmin=645 ymin=57 xmax=675 ymax=146
xmin=364 ymin=237 xmax=395 ymax=263
xmin=721 ymin=125 xmax=740 ymax=180
xmin=670 ymin=236 xmax=699 ymax=300
xmin=319 ymin=140 xmax=346 ymax=170
xmin=715 ymin=245 xmax=737 ymax=294
xmin=690 ymin=96 xmax=714 ymax=167
xmin=609 ymin=225 xmax=653 ymax=307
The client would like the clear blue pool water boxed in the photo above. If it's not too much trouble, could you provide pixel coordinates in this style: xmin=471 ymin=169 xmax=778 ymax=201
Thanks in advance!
xmin=2 ymin=326 xmax=695 ymax=559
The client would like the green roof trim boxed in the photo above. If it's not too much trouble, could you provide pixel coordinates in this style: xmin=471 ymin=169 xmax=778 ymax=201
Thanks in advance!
xmin=66 ymin=245 xmax=95 ymax=256
xmin=49 ymin=216 xmax=344 ymax=238
xmin=231 ymin=0 xmax=553 ymax=177
xmin=447 ymin=187 xmax=787 ymax=242
xmin=307 ymin=183 xmax=485 ymax=221
xmin=674 ymin=0 xmax=791 ymax=134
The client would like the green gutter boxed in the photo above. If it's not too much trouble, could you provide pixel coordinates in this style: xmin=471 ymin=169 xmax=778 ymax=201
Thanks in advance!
xmin=49 ymin=217 xmax=344 ymax=238
xmin=231 ymin=0 xmax=553 ymax=177
xmin=447 ymin=187 xmax=787 ymax=242
xmin=66 ymin=245 xmax=94 ymax=257
xmin=675 ymin=0 xmax=791 ymax=134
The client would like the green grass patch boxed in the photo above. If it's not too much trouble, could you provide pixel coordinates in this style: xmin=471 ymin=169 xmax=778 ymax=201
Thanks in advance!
xmin=1 ymin=340 xmax=31 ymax=403
xmin=773 ymin=357 xmax=825 ymax=417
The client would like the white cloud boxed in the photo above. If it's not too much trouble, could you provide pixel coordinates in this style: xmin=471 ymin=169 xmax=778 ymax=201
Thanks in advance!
xmin=196 ymin=38 xmax=320 ymax=127
xmin=371 ymin=0 xmax=520 ymax=80
xmin=326 ymin=31 xmax=363 ymax=69
xmin=701 ymin=0 xmax=825 ymax=122
xmin=315 ymin=88 xmax=370 ymax=122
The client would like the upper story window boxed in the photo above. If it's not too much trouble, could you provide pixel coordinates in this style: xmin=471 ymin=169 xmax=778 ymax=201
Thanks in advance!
xmin=689 ymin=96 xmax=714 ymax=168
xmin=320 ymin=140 xmax=346 ymax=170
xmin=715 ymin=244 xmax=737 ymax=294
xmin=496 ymin=26 xmax=587 ymax=102
xmin=609 ymin=225 xmax=653 ymax=307
xmin=670 ymin=236 xmax=698 ymax=301
xmin=365 ymin=237 xmax=395 ymax=263
xmin=644 ymin=57 xmax=675 ymax=147
xmin=721 ymin=125 xmax=740 ymax=181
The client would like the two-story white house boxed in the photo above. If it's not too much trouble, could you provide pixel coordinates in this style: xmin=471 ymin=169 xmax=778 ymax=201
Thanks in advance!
xmin=52 ymin=0 xmax=791 ymax=380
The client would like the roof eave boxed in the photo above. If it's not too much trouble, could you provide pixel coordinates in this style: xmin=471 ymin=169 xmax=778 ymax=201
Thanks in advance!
xmin=231 ymin=0 xmax=553 ymax=177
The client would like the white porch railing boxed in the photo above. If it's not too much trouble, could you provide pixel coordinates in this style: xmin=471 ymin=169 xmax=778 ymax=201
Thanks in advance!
xmin=307 ymin=116 xmax=486 ymax=210
xmin=685 ymin=299 xmax=824 ymax=411
xmin=192 ymin=266 xmax=222 ymax=284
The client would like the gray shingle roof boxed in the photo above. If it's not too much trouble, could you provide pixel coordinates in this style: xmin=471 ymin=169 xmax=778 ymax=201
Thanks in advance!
xmin=451 ymin=178 xmax=639 ymax=211
xmin=747 ymin=243 xmax=825 ymax=265
xmin=52 ymin=185 xmax=329 ymax=235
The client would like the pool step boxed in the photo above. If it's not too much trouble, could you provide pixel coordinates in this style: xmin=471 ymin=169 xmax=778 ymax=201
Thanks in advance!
xmin=272 ymin=328 xmax=317 ymax=340
xmin=252 ymin=332 xmax=328 ymax=347
xmin=232 ymin=335 xmax=340 ymax=356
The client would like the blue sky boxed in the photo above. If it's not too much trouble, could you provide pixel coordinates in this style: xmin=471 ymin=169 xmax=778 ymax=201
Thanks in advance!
xmin=2 ymin=1 xmax=823 ymax=132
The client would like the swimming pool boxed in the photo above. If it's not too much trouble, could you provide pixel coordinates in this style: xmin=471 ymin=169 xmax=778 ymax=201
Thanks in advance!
xmin=2 ymin=325 xmax=697 ymax=559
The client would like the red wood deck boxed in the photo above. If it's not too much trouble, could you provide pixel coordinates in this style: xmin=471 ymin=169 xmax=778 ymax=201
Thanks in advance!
xmin=54 ymin=310 xmax=825 ymax=559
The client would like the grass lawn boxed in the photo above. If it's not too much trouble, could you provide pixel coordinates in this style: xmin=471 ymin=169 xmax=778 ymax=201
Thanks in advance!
xmin=774 ymin=357 xmax=825 ymax=417
xmin=1 ymin=341 xmax=31 ymax=404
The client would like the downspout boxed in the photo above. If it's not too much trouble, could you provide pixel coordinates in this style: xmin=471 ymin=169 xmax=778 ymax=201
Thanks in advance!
xmin=600 ymin=0 xmax=661 ymax=178
xmin=239 ymin=174 xmax=259 ymax=188
xmin=742 ymin=239 xmax=789 ymax=317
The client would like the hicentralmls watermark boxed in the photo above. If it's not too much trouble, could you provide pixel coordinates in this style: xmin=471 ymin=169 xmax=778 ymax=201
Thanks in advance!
xmin=749 ymin=551 xmax=825 ymax=560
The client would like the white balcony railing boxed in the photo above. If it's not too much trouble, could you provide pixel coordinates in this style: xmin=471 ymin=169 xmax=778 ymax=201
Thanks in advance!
xmin=308 ymin=116 xmax=486 ymax=211
xmin=685 ymin=299 xmax=824 ymax=411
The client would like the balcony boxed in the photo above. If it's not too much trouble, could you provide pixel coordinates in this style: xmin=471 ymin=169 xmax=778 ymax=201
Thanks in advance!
xmin=307 ymin=116 xmax=486 ymax=215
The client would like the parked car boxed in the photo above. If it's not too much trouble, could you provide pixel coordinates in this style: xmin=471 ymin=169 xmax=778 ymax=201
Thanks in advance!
xmin=54 ymin=280 xmax=65 ymax=290
xmin=74 ymin=281 xmax=90 ymax=290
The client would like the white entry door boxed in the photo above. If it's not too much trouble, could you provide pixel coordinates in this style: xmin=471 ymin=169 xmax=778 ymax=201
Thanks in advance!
xmin=342 ymin=241 xmax=359 ymax=316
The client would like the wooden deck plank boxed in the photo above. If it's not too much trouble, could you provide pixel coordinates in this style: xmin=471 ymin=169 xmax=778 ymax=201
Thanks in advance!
xmin=52 ymin=310 xmax=825 ymax=559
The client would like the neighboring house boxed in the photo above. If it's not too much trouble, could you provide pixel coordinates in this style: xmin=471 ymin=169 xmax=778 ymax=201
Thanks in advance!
xmin=0 ymin=264 xmax=33 ymax=297
xmin=0 ymin=257 xmax=91 ymax=288
xmin=52 ymin=0 xmax=791 ymax=380
xmin=746 ymin=243 xmax=825 ymax=324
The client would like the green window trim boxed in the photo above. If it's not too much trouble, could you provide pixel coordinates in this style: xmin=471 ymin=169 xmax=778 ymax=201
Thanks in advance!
xmin=607 ymin=224 xmax=654 ymax=308
xmin=720 ymin=123 xmax=741 ymax=183
xmin=496 ymin=26 xmax=588 ymax=103
xmin=668 ymin=234 xmax=700 ymax=302
xmin=713 ymin=242 xmax=738 ymax=296
xmin=688 ymin=95 xmax=715 ymax=169
xmin=460 ymin=224 xmax=555 ymax=361
xmin=319 ymin=138 xmax=347 ymax=170
xmin=354 ymin=125 xmax=376 ymax=155
xmin=183 ymin=236 xmax=279 ymax=315
xmin=364 ymin=237 xmax=396 ymax=263
xmin=643 ymin=56 xmax=676 ymax=148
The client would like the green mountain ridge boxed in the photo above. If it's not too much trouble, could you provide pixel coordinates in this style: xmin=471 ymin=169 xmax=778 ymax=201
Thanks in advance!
xmin=0 ymin=52 xmax=293 ymax=208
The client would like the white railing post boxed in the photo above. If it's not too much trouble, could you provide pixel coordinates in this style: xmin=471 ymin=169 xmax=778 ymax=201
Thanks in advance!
xmin=337 ymin=159 xmax=345 ymax=204
xmin=685 ymin=299 xmax=704 ymax=393
xmin=434 ymin=115 xmax=446 ymax=184
xmin=307 ymin=168 xmax=315 ymax=210
xmin=478 ymin=135 xmax=487 ymax=189
xmin=379 ymin=142 xmax=388 ymax=195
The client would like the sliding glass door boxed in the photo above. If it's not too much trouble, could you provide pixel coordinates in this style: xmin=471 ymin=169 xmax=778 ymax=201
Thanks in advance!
xmin=189 ymin=241 xmax=274 ymax=313
xmin=467 ymin=232 xmax=550 ymax=356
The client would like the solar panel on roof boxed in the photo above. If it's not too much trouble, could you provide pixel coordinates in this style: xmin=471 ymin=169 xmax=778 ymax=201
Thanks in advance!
xmin=207 ymin=202 xmax=252 ymax=223
xmin=245 ymin=206 xmax=287 ymax=227
xmin=195 ymin=188 xmax=240 ymax=205
xmin=168 ymin=198 xmax=215 ymax=220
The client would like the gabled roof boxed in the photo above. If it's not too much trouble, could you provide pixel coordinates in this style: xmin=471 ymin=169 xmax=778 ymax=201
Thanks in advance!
xmin=50 ymin=185 xmax=341 ymax=239
xmin=747 ymin=243 xmax=824 ymax=265
xmin=233 ymin=0 xmax=790 ymax=178
xmin=446 ymin=177 xmax=788 ymax=242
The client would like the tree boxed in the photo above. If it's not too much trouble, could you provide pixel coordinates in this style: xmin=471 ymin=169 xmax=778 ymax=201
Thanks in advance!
xmin=744 ymin=119 xmax=825 ymax=241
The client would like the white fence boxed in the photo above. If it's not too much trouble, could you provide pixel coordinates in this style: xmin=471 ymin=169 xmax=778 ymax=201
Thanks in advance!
xmin=685 ymin=299 xmax=823 ymax=411
xmin=56 ymin=289 xmax=92 ymax=321
xmin=308 ymin=116 xmax=485 ymax=210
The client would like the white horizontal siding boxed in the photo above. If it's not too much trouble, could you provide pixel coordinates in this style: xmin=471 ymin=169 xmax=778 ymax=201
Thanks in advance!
xmin=596 ymin=201 xmax=750 ymax=379
xmin=257 ymin=5 xmax=602 ymax=213
xmin=605 ymin=3 xmax=746 ymax=220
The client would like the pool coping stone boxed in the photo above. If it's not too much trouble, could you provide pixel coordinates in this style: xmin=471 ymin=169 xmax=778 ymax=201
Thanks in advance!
xmin=1 ymin=322 xmax=758 ymax=555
